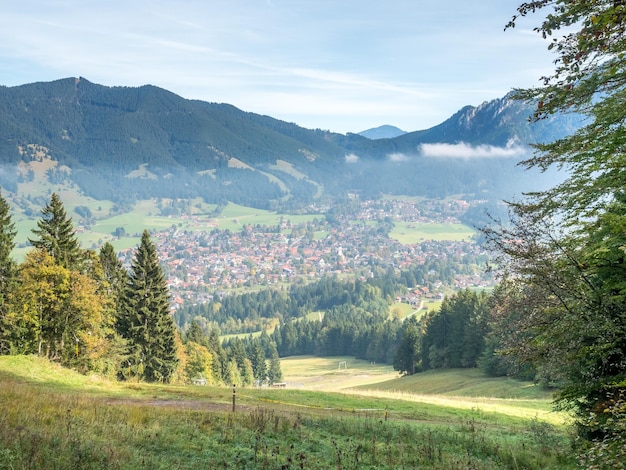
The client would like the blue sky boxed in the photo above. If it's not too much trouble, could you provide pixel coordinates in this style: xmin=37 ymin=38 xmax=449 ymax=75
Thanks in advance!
xmin=0 ymin=0 xmax=552 ymax=134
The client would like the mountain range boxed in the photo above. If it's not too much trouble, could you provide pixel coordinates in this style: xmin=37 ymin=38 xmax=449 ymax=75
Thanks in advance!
xmin=0 ymin=77 xmax=581 ymax=210
xmin=358 ymin=125 xmax=407 ymax=140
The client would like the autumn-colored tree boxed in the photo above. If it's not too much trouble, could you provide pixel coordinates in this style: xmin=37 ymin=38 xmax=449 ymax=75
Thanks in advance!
xmin=6 ymin=250 xmax=113 ymax=370
xmin=184 ymin=341 xmax=214 ymax=383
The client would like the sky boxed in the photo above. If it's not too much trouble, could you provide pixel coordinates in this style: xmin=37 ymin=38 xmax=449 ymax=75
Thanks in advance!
xmin=0 ymin=0 xmax=554 ymax=134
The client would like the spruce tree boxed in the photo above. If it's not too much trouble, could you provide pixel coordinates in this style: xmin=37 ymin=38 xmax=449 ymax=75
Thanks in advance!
xmin=0 ymin=190 xmax=16 ymax=354
xmin=267 ymin=346 xmax=283 ymax=385
xmin=393 ymin=318 xmax=421 ymax=376
xmin=249 ymin=340 xmax=267 ymax=384
xmin=121 ymin=230 xmax=178 ymax=382
xmin=99 ymin=242 xmax=128 ymax=320
xmin=29 ymin=193 xmax=83 ymax=269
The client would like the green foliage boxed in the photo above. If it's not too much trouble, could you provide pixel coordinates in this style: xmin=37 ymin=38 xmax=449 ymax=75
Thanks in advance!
xmin=421 ymin=289 xmax=490 ymax=371
xmin=0 ymin=189 xmax=16 ymax=354
xmin=0 ymin=355 xmax=578 ymax=469
xmin=29 ymin=193 xmax=84 ymax=270
xmin=267 ymin=348 xmax=283 ymax=385
xmin=5 ymin=249 xmax=115 ymax=371
xmin=119 ymin=230 xmax=178 ymax=382
xmin=393 ymin=317 xmax=422 ymax=375
xmin=487 ymin=0 xmax=626 ymax=448
xmin=99 ymin=242 xmax=127 ymax=314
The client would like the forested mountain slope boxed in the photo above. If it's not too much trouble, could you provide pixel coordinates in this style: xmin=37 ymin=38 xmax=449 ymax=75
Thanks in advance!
xmin=0 ymin=78 xmax=580 ymax=208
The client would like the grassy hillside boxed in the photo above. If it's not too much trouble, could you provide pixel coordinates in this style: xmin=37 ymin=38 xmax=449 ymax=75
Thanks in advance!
xmin=0 ymin=355 xmax=576 ymax=469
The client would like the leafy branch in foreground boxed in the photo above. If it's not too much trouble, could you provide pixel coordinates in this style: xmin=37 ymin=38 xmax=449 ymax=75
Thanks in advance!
xmin=491 ymin=0 xmax=626 ymax=457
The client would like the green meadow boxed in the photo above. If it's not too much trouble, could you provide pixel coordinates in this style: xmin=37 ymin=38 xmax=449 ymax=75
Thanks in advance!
xmin=0 ymin=355 xmax=576 ymax=469
xmin=389 ymin=221 xmax=476 ymax=243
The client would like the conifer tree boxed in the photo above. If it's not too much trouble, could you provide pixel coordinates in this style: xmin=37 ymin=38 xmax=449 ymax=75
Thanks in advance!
xmin=0 ymin=190 xmax=16 ymax=354
xmin=249 ymin=340 xmax=267 ymax=384
xmin=99 ymin=242 xmax=128 ymax=321
xmin=206 ymin=328 xmax=227 ymax=384
xmin=185 ymin=320 xmax=208 ymax=347
xmin=29 ymin=193 xmax=83 ymax=269
xmin=121 ymin=230 xmax=178 ymax=382
xmin=267 ymin=346 xmax=283 ymax=385
xmin=393 ymin=318 xmax=421 ymax=375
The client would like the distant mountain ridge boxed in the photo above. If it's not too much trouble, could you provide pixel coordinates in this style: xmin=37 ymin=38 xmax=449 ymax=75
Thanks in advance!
xmin=0 ymin=78 xmax=580 ymax=209
xmin=358 ymin=125 xmax=406 ymax=140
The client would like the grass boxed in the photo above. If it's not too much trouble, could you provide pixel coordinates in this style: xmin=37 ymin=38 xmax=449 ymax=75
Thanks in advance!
xmin=215 ymin=203 xmax=319 ymax=232
xmin=389 ymin=221 xmax=475 ymax=243
xmin=389 ymin=301 xmax=439 ymax=321
xmin=0 ymin=355 xmax=577 ymax=469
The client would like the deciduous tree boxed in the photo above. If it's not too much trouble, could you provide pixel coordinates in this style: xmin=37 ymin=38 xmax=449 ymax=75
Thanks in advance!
xmin=492 ymin=0 xmax=626 ymax=450
xmin=6 ymin=249 xmax=112 ymax=370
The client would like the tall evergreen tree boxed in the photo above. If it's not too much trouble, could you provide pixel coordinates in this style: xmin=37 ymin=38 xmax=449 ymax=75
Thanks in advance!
xmin=249 ymin=339 xmax=268 ymax=384
xmin=120 ymin=230 xmax=178 ymax=382
xmin=0 ymin=190 xmax=16 ymax=354
xmin=99 ymin=242 xmax=128 ymax=322
xmin=393 ymin=318 xmax=421 ymax=375
xmin=99 ymin=242 xmax=127 ymax=294
xmin=267 ymin=346 xmax=283 ymax=385
xmin=421 ymin=290 xmax=489 ymax=370
xmin=29 ymin=193 xmax=83 ymax=269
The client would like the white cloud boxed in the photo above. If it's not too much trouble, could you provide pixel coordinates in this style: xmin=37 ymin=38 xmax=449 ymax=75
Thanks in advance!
xmin=419 ymin=141 xmax=527 ymax=159
xmin=345 ymin=153 xmax=359 ymax=163
xmin=387 ymin=153 xmax=410 ymax=162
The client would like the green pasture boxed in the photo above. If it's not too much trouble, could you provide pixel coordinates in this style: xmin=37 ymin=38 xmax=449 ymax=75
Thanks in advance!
xmin=390 ymin=221 xmax=475 ymax=243
xmin=281 ymin=356 xmax=566 ymax=426
xmin=215 ymin=203 xmax=319 ymax=231
xmin=389 ymin=302 xmax=415 ymax=319
xmin=0 ymin=355 xmax=577 ymax=469
xmin=361 ymin=367 xmax=554 ymax=400
xmin=389 ymin=301 xmax=440 ymax=321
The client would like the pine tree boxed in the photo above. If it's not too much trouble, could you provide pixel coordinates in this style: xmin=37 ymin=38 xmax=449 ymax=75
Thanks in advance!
xmin=121 ymin=230 xmax=178 ymax=382
xmin=249 ymin=340 xmax=267 ymax=384
xmin=99 ymin=242 xmax=128 ymax=322
xmin=0 ymin=190 xmax=16 ymax=354
xmin=186 ymin=320 xmax=208 ymax=347
xmin=29 ymin=193 xmax=83 ymax=269
xmin=99 ymin=242 xmax=127 ymax=294
xmin=200 ymin=328 xmax=227 ymax=384
xmin=267 ymin=346 xmax=283 ymax=385
xmin=393 ymin=318 xmax=421 ymax=375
